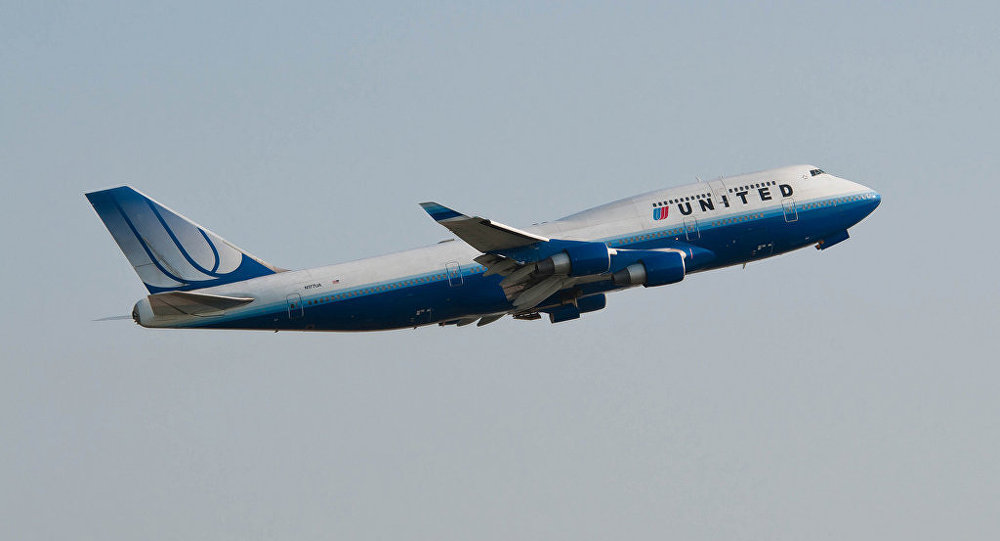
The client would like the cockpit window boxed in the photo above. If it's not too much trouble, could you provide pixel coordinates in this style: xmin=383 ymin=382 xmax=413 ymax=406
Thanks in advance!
xmin=810 ymin=168 xmax=825 ymax=177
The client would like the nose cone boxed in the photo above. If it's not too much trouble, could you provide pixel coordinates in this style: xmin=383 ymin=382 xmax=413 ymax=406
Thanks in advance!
xmin=838 ymin=176 xmax=881 ymax=224
xmin=868 ymin=190 xmax=882 ymax=215
xmin=853 ymin=188 xmax=881 ymax=224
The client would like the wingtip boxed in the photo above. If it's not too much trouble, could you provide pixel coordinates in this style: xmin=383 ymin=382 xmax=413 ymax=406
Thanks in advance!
xmin=419 ymin=201 xmax=464 ymax=222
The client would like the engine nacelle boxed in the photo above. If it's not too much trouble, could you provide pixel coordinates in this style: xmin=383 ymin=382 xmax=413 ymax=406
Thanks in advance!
xmin=535 ymin=242 xmax=611 ymax=277
xmin=611 ymin=251 xmax=685 ymax=287
xmin=546 ymin=294 xmax=607 ymax=323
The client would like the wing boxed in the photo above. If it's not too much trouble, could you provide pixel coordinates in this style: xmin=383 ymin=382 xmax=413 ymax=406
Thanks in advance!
xmin=420 ymin=202 xmax=588 ymax=318
xmin=419 ymin=202 xmax=710 ymax=327
xmin=419 ymin=202 xmax=549 ymax=252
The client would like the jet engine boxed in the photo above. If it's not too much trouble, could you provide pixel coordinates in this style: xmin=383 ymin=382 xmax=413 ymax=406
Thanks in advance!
xmin=611 ymin=250 xmax=686 ymax=287
xmin=535 ymin=242 xmax=611 ymax=277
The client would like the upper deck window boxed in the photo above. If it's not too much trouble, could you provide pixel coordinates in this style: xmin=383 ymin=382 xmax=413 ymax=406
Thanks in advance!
xmin=810 ymin=168 xmax=825 ymax=177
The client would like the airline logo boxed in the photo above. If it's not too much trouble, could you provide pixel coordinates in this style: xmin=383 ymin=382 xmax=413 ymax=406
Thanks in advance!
xmin=651 ymin=183 xmax=795 ymax=221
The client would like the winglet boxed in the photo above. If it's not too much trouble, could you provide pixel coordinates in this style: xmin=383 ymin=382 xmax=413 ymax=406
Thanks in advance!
xmin=419 ymin=202 xmax=465 ymax=222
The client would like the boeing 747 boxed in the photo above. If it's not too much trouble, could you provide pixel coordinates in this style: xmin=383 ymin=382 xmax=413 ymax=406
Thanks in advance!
xmin=87 ymin=164 xmax=880 ymax=331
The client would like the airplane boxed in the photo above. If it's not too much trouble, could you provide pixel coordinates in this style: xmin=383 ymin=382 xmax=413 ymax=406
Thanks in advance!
xmin=86 ymin=164 xmax=881 ymax=331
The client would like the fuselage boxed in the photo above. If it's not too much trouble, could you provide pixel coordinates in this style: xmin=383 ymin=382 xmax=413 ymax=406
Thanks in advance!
xmin=131 ymin=165 xmax=881 ymax=331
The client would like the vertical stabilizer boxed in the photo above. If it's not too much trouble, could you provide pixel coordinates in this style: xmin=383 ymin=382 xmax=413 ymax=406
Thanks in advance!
xmin=86 ymin=186 xmax=282 ymax=293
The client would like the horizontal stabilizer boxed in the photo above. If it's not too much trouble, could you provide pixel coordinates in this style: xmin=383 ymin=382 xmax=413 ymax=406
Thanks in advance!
xmin=419 ymin=202 xmax=548 ymax=252
xmin=148 ymin=291 xmax=254 ymax=317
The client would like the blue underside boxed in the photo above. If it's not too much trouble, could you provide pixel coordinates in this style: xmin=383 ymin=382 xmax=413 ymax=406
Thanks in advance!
xmin=189 ymin=195 xmax=879 ymax=331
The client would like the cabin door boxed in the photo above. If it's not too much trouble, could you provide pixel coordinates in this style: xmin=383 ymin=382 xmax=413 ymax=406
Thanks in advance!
xmin=286 ymin=293 xmax=303 ymax=319
xmin=683 ymin=218 xmax=700 ymax=240
xmin=782 ymin=198 xmax=798 ymax=222
xmin=446 ymin=261 xmax=463 ymax=286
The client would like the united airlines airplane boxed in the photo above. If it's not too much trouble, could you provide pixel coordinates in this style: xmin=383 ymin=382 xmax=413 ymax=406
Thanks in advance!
xmin=87 ymin=164 xmax=880 ymax=331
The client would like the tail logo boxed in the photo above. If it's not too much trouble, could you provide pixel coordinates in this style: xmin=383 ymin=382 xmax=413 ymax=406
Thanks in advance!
xmin=87 ymin=186 xmax=277 ymax=293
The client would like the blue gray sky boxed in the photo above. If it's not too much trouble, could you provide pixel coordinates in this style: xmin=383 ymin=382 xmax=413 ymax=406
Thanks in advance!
xmin=3 ymin=2 xmax=998 ymax=539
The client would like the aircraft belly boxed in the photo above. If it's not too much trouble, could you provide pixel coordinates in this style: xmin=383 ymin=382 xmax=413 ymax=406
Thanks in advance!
xmin=195 ymin=273 xmax=512 ymax=331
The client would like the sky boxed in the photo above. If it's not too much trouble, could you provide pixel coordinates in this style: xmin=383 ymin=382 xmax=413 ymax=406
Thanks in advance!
xmin=2 ymin=1 xmax=999 ymax=539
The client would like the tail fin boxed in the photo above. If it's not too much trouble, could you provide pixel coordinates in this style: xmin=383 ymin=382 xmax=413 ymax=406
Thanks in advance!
xmin=86 ymin=186 xmax=283 ymax=293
